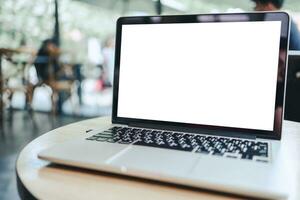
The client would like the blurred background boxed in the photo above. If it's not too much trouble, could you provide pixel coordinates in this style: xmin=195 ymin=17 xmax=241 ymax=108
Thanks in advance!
xmin=0 ymin=0 xmax=300 ymax=117
xmin=0 ymin=0 xmax=300 ymax=199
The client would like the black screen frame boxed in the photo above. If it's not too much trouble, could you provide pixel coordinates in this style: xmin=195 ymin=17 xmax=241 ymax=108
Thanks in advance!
xmin=112 ymin=12 xmax=290 ymax=140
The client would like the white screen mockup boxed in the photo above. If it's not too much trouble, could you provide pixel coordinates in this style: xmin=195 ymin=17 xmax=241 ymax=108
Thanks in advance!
xmin=117 ymin=21 xmax=281 ymax=131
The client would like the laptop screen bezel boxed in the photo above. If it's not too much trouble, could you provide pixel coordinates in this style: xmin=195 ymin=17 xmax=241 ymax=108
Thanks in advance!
xmin=112 ymin=12 xmax=290 ymax=140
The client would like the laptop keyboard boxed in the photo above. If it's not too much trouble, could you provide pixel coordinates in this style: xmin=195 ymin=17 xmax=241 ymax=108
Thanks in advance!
xmin=86 ymin=126 xmax=269 ymax=162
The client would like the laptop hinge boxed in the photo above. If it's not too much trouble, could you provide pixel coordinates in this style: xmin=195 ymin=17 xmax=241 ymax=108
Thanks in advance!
xmin=128 ymin=122 xmax=257 ymax=140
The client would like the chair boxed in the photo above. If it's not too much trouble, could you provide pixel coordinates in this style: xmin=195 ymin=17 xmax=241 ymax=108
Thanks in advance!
xmin=27 ymin=54 xmax=78 ymax=115
xmin=1 ymin=49 xmax=33 ymax=111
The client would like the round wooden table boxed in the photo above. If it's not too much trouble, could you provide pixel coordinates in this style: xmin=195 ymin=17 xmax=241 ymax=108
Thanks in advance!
xmin=16 ymin=117 xmax=300 ymax=200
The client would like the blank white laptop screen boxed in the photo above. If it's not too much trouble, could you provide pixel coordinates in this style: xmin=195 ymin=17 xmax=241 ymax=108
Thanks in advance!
xmin=117 ymin=21 xmax=281 ymax=131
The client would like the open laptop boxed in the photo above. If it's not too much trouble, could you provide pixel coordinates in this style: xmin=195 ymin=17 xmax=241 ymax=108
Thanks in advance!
xmin=39 ymin=12 xmax=291 ymax=199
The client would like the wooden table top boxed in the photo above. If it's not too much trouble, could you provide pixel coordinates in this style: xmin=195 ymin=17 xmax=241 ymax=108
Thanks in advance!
xmin=16 ymin=117 xmax=300 ymax=200
xmin=0 ymin=47 xmax=36 ymax=55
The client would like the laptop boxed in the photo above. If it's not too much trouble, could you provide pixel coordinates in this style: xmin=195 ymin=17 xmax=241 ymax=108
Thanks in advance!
xmin=39 ymin=12 xmax=291 ymax=199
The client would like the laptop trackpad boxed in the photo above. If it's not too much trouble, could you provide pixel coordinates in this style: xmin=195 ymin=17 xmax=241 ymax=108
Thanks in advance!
xmin=108 ymin=145 xmax=199 ymax=176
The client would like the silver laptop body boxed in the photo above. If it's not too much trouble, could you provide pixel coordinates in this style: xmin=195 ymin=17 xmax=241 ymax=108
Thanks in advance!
xmin=39 ymin=12 xmax=292 ymax=199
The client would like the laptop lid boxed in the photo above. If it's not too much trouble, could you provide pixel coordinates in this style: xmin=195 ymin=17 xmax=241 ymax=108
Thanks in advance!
xmin=112 ymin=12 xmax=290 ymax=140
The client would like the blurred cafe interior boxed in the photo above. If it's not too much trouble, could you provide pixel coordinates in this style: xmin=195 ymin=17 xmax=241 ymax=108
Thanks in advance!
xmin=1 ymin=0 xmax=300 ymax=199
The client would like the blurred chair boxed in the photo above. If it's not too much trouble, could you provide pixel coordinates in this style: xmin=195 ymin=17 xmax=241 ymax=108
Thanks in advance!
xmin=1 ymin=49 xmax=34 ymax=111
xmin=27 ymin=63 xmax=77 ymax=115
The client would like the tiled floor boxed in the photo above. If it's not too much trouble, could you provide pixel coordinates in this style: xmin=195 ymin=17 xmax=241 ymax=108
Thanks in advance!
xmin=0 ymin=110 xmax=88 ymax=200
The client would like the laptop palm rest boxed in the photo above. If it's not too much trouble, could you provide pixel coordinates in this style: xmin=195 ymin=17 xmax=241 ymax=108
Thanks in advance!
xmin=108 ymin=146 xmax=287 ymax=199
xmin=39 ymin=140 xmax=129 ymax=166
xmin=108 ymin=145 xmax=199 ymax=176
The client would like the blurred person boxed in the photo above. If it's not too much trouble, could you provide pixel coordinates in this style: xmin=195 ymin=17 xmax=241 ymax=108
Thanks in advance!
xmin=88 ymin=37 xmax=104 ymax=67
xmin=25 ymin=39 xmax=60 ymax=112
xmin=252 ymin=0 xmax=300 ymax=50
xmin=102 ymin=36 xmax=115 ymax=86
xmin=29 ymin=39 xmax=79 ymax=114
xmin=34 ymin=39 xmax=60 ymax=83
